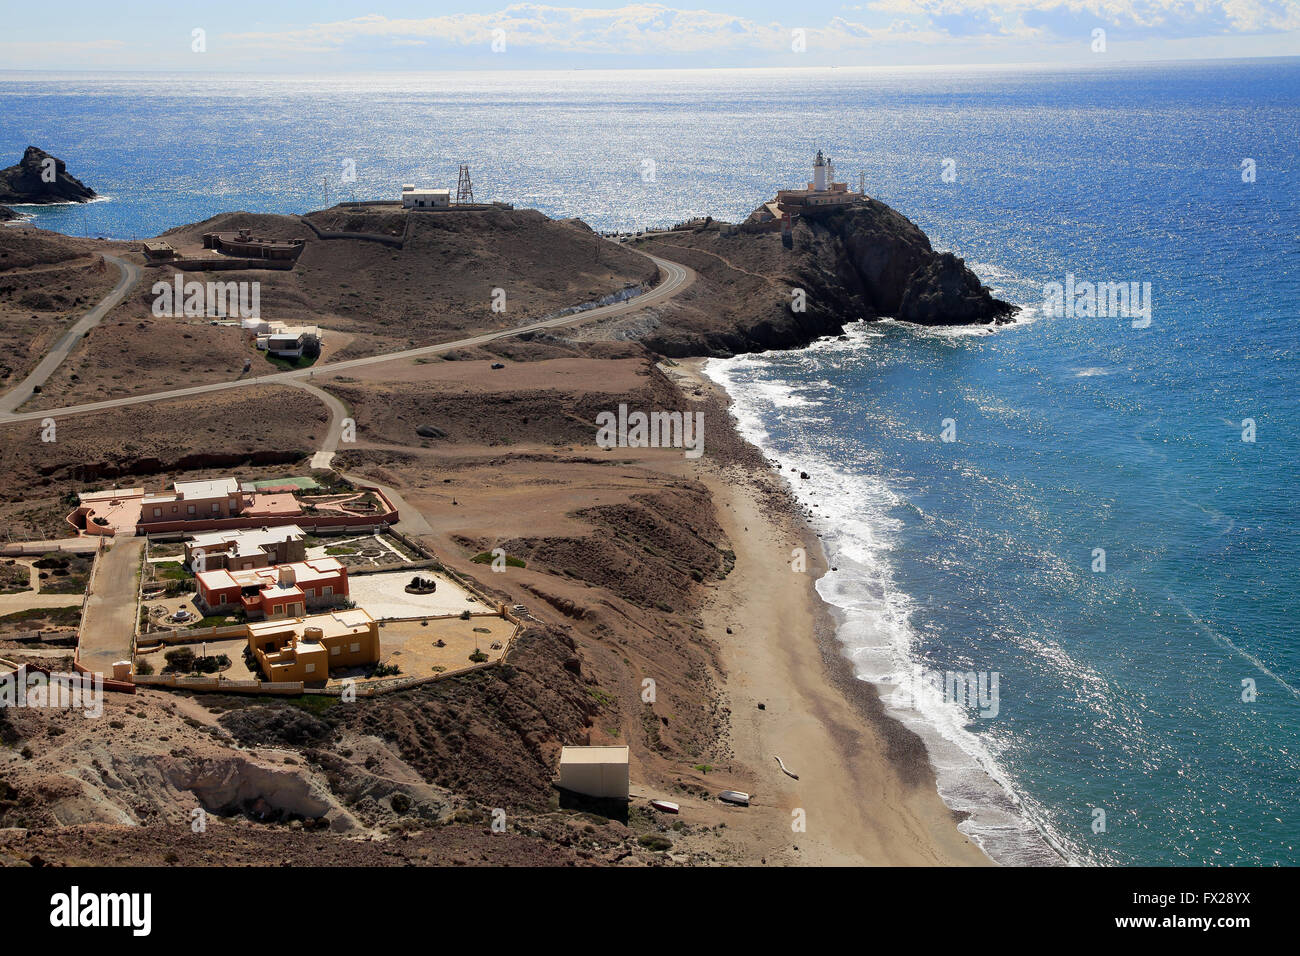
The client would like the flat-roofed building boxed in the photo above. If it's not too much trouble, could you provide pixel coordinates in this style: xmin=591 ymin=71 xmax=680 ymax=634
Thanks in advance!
xmin=558 ymin=745 xmax=630 ymax=800
xmin=246 ymin=608 xmax=380 ymax=682
xmin=774 ymin=150 xmax=864 ymax=217
xmin=184 ymin=525 xmax=306 ymax=572
xmin=401 ymin=186 xmax=451 ymax=209
xmin=251 ymin=320 xmax=323 ymax=358
xmin=195 ymin=556 xmax=348 ymax=619
xmin=139 ymin=477 xmax=250 ymax=526
xmin=141 ymin=240 xmax=177 ymax=261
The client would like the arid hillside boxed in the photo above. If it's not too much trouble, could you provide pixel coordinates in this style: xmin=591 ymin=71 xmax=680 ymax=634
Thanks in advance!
xmin=0 ymin=226 xmax=130 ymax=388
xmin=0 ymin=385 xmax=325 ymax=509
xmin=20 ymin=206 xmax=657 ymax=411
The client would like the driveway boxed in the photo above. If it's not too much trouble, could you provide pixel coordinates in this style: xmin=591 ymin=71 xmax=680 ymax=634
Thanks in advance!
xmin=78 ymin=537 xmax=144 ymax=676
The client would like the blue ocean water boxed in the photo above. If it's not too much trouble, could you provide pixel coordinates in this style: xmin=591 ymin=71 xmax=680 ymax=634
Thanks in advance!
xmin=3 ymin=61 xmax=1298 ymax=864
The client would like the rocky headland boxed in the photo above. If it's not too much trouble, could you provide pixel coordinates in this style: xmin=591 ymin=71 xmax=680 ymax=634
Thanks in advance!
xmin=0 ymin=146 xmax=97 ymax=205
xmin=620 ymin=198 xmax=1016 ymax=356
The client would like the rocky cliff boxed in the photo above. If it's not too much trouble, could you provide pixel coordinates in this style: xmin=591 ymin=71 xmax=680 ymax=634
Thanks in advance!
xmin=796 ymin=200 xmax=1015 ymax=327
xmin=0 ymin=146 xmax=97 ymax=204
xmin=627 ymin=198 xmax=1016 ymax=356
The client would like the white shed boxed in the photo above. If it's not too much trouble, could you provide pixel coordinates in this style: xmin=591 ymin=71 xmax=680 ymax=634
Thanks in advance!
xmin=558 ymin=745 xmax=630 ymax=800
xmin=401 ymin=188 xmax=450 ymax=209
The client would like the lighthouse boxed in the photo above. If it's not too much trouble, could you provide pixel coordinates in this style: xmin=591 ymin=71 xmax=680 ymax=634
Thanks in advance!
xmin=813 ymin=149 xmax=829 ymax=192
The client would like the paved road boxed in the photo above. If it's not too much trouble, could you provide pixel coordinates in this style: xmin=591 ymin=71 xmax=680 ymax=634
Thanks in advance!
xmin=0 ymin=254 xmax=140 ymax=415
xmin=0 ymin=591 xmax=84 ymax=613
xmin=283 ymin=379 xmax=347 ymax=470
xmin=0 ymin=253 xmax=693 ymax=426
xmin=77 ymin=537 xmax=143 ymax=677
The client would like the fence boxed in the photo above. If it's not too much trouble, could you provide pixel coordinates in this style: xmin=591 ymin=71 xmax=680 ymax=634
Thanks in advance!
xmin=133 ymin=674 xmax=304 ymax=694
xmin=139 ymin=623 xmax=249 ymax=646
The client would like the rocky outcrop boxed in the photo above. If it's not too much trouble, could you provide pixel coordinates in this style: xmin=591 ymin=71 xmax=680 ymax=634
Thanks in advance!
xmin=0 ymin=206 xmax=18 ymax=222
xmin=793 ymin=201 xmax=1015 ymax=329
xmin=0 ymin=147 xmax=96 ymax=205
xmin=635 ymin=198 xmax=1016 ymax=356
xmin=898 ymin=251 xmax=1016 ymax=326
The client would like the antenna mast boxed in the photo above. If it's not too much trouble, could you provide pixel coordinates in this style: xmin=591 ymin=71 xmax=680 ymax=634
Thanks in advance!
xmin=455 ymin=164 xmax=474 ymax=205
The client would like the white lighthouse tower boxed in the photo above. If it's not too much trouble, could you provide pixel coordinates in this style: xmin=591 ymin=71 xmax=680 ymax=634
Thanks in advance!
xmin=813 ymin=149 xmax=829 ymax=192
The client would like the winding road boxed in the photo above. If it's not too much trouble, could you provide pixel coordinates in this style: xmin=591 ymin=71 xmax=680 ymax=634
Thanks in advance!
xmin=0 ymin=254 xmax=140 ymax=415
xmin=0 ymin=252 xmax=693 ymax=427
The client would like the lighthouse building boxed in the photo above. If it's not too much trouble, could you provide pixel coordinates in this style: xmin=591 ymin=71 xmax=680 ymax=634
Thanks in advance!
xmin=747 ymin=150 xmax=865 ymax=232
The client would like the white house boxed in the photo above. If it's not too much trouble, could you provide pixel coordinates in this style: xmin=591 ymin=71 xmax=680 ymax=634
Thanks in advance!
xmin=253 ymin=321 xmax=323 ymax=358
xmin=401 ymin=184 xmax=451 ymax=209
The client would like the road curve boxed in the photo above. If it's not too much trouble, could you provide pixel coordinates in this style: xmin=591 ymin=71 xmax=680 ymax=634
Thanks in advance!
xmin=0 ymin=254 xmax=140 ymax=415
xmin=0 ymin=252 xmax=693 ymax=427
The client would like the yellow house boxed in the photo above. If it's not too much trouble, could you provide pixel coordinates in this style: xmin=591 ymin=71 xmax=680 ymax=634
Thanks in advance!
xmin=246 ymin=609 xmax=381 ymax=683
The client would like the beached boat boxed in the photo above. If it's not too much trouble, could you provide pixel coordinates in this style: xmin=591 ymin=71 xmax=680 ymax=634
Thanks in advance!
xmin=718 ymin=790 xmax=750 ymax=806
xmin=649 ymin=799 xmax=680 ymax=814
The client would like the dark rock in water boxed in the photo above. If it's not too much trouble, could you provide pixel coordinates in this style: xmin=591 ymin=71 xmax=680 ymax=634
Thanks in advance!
xmin=415 ymin=424 xmax=446 ymax=439
xmin=899 ymin=252 xmax=1016 ymax=326
xmin=799 ymin=471 xmax=809 ymax=480
xmin=0 ymin=147 xmax=97 ymax=205
xmin=794 ymin=201 xmax=1016 ymax=329
xmin=0 ymin=206 xmax=17 ymax=222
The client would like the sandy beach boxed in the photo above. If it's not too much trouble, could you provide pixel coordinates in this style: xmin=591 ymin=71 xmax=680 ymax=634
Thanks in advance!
xmin=671 ymin=358 xmax=992 ymax=866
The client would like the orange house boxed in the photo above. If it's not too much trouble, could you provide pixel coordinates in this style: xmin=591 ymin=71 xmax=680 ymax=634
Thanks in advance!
xmin=246 ymin=609 xmax=380 ymax=683
xmin=195 ymin=557 xmax=349 ymax=620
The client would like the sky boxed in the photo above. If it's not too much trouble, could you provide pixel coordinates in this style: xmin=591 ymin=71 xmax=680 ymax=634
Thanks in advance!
xmin=0 ymin=0 xmax=1297 ymax=71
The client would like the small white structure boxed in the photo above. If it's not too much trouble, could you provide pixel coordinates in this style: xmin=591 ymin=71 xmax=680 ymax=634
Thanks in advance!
xmin=558 ymin=745 xmax=630 ymax=800
xmin=401 ymin=185 xmax=450 ymax=209
xmin=251 ymin=320 xmax=323 ymax=358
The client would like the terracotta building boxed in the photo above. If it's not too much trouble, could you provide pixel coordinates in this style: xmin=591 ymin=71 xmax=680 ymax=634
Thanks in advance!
xmin=246 ymin=609 xmax=380 ymax=683
xmin=195 ymin=557 xmax=348 ymax=620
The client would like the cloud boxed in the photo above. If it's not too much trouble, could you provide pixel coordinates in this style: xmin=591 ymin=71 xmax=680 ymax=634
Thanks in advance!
xmin=217 ymin=1 xmax=1299 ymax=61
xmin=861 ymin=0 xmax=1300 ymax=33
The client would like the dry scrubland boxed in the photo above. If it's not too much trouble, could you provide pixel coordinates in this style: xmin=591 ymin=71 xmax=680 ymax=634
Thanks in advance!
xmin=0 ymin=385 xmax=326 ymax=505
xmin=0 ymin=227 xmax=132 ymax=388
xmin=21 ymin=208 xmax=655 ymax=411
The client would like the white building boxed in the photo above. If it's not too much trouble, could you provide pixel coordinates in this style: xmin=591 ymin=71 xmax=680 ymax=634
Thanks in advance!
xmin=558 ymin=745 xmax=630 ymax=800
xmin=401 ymin=184 xmax=451 ymax=209
xmin=249 ymin=320 xmax=323 ymax=358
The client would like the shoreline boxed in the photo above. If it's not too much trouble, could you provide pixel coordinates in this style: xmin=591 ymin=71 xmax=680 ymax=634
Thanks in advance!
xmin=675 ymin=348 xmax=1073 ymax=867
xmin=667 ymin=357 xmax=993 ymax=866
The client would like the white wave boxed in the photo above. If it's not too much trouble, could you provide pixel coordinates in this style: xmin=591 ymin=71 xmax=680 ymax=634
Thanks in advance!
xmin=704 ymin=347 xmax=1071 ymax=867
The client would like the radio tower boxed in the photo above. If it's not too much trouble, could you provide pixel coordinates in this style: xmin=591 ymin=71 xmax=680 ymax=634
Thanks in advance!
xmin=455 ymin=164 xmax=474 ymax=205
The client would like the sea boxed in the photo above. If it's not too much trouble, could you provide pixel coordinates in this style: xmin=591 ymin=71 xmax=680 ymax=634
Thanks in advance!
xmin=2 ymin=59 xmax=1297 ymax=865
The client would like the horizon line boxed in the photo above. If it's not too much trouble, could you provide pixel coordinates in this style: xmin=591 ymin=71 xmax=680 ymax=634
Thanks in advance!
xmin=2 ymin=52 xmax=1298 ymax=77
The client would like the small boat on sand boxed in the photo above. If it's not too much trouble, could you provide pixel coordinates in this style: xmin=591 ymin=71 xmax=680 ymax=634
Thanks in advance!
xmin=718 ymin=790 xmax=750 ymax=806
xmin=650 ymin=799 xmax=680 ymax=814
